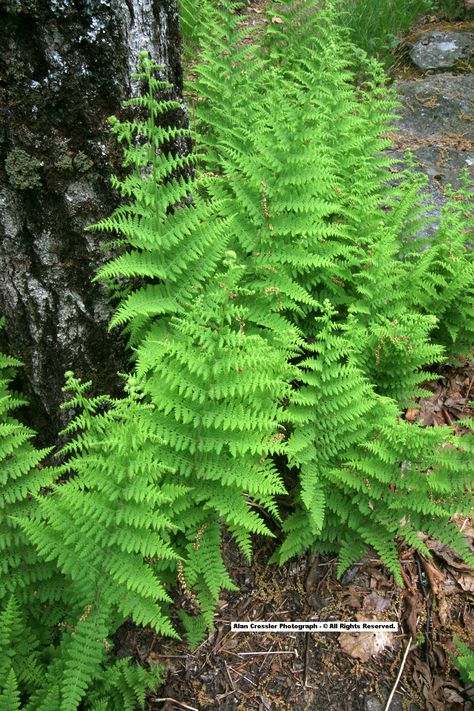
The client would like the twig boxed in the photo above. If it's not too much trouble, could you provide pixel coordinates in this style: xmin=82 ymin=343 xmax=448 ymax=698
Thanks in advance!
xmin=224 ymin=660 xmax=235 ymax=690
xmin=305 ymin=552 xmax=320 ymax=592
xmin=465 ymin=375 xmax=474 ymax=401
xmin=442 ymin=407 xmax=453 ymax=426
xmin=304 ymin=632 xmax=311 ymax=687
xmin=215 ymin=690 xmax=237 ymax=702
xmin=400 ymin=566 xmax=414 ymax=592
xmin=383 ymin=636 xmax=413 ymax=711
xmin=460 ymin=517 xmax=469 ymax=532
xmin=237 ymin=650 xmax=297 ymax=657
xmin=227 ymin=666 xmax=257 ymax=687
xmin=151 ymin=698 xmax=199 ymax=711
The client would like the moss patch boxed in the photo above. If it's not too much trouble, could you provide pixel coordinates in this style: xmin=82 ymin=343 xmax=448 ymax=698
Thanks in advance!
xmin=5 ymin=147 xmax=42 ymax=190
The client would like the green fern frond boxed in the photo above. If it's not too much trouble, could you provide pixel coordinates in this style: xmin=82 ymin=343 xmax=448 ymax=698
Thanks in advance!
xmin=0 ymin=668 xmax=21 ymax=711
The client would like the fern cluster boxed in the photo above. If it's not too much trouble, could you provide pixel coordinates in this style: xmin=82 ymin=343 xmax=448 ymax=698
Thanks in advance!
xmin=453 ymin=638 xmax=474 ymax=687
xmin=0 ymin=350 xmax=165 ymax=709
xmin=89 ymin=0 xmax=473 ymax=613
xmin=1 ymin=0 xmax=473 ymax=700
xmin=175 ymin=0 xmax=473 ymax=581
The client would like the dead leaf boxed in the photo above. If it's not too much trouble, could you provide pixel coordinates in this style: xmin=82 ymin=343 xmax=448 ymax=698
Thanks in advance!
xmin=443 ymin=688 xmax=465 ymax=704
xmin=428 ymin=540 xmax=472 ymax=573
xmin=338 ymin=629 xmax=394 ymax=661
xmin=405 ymin=408 xmax=420 ymax=421
xmin=457 ymin=573 xmax=474 ymax=593
xmin=342 ymin=588 xmax=362 ymax=609
xmin=404 ymin=591 xmax=419 ymax=637
xmin=420 ymin=558 xmax=444 ymax=595
xmin=271 ymin=16 xmax=283 ymax=24
xmin=363 ymin=591 xmax=391 ymax=613
xmin=438 ymin=596 xmax=451 ymax=625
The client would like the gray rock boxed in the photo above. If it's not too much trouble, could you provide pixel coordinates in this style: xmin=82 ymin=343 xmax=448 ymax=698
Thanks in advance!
xmin=409 ymin=31 xmax=473 ymax=71
xmin=395 ymin=73 xmax=474 ymax=141
xmin=366 ymin=691 xmax=402 ymax=711
xmin=390 ymin=71 xmax=474 ymax=243
xmin=394 ymin=145 xmax=473 ymax=189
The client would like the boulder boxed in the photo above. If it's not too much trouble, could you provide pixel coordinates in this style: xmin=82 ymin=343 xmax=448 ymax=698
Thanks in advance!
xmin=409 ymin=31 xmax=473 ymax=71
xmin=395 ymin=73 xmax=474 ymax=142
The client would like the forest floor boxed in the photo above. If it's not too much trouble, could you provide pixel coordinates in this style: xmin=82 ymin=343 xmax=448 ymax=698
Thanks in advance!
xmin=133 ymin=6 xmax=474 ymax=710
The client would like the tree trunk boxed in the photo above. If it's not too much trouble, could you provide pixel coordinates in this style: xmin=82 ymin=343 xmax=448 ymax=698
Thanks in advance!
xmin=0 ymin=0 xmax=185 ymax=444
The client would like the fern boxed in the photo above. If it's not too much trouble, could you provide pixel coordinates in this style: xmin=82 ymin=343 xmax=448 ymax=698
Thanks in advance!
xmin=182 ymin=0 xmax=473 ymax=582
xmin=21 ymin=374 xmax=182 ymax=641
xmin=400 ymin=175 xmax=474 ymax=356
xmin=0 ymin=669 xmax=21 ymax=711
xmin=453 ymin=639 xmax=474 ymax=685
xmin=133 ymin=258 xmax=296 ymax=641
xmin=0 ymin=345 xmax=55 ymax=604
xmin=88 ymin=54 xmax=229 ymax=348
xmin=0 ymin=348 xmax=168 ymax=708
xmin=87 ymin=658 xmax=164 ymax=711
xmin=0 ymin=596 xmax=164 ymax=711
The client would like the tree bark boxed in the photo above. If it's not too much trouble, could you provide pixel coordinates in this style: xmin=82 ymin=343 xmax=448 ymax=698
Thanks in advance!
xmin=0 ymin=0 xmax=185 ymax=444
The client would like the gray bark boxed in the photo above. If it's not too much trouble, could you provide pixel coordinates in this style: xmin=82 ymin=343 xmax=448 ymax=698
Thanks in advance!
xmin=0 ymin=0 xmax=186 ymax=444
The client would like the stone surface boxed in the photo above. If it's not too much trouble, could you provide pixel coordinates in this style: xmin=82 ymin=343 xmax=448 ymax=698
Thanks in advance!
xmin=365 ymin=689 xmax=403 ymax=711
xmin=0 ymin=0 xmax=186 ymax=443
xmin=409 ymin=31 xmax=473 ymax=71
xmin=395 ymin=73 xmax=474 ymax=141
xmin=393 ymin=65 xmax=473 ymax=242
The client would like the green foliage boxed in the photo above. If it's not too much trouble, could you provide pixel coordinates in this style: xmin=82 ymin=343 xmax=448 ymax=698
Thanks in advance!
xmin=336 ymin=0 xmax=434 ymax=65
xmin=24 ymin=374 xmax=181 ymax=639
xmin=274 ymin=308 xmax=474 ymax=583
xmin=0 ymin=592 xmax=164 ymax=710
xmin=0 ymin=336 xmax=57 ymax=604
xmin=0 ymin=351 xmax=165 ymax=709
xmin=400 ymin=177 xmax=474 ymax=357
xmin=1 ymin=0 xmax=473 ymax=705
xmin=433 ymin=0 xmax=469 ymax=20
xmin=333 ymin=0 xmax=468 ymax=67
xmin=90 ymin=53 xmax=298 ymax=641
xmin=179 ymin=0 xmax=473 ymax=581
xmin=453 ymin=639 xmax=474 ymax=685
xmin=89 ymin=54 xmax=229 ymax=348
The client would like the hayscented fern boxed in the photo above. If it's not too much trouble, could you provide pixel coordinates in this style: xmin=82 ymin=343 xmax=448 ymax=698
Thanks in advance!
xmin=0 ymin=353 xmax=164 ymax=709
xmin=1 ymin=1 xmax=473 ymax=704
xmin=180 ymin=0 xmax=474 ymax=579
